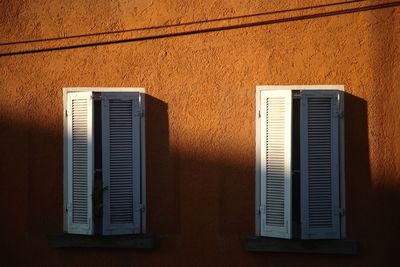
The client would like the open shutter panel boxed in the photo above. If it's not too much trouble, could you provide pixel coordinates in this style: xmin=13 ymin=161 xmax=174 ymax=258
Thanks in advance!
xmin=67 ymin=92 xmax=94 ymax=235
xmin=260 ymin=90 xmax=292 ymax=239
xmin=102 ymin=92 xmax=142 ymax=235
xmin=300 ymin=90 xmax=340 ymax=239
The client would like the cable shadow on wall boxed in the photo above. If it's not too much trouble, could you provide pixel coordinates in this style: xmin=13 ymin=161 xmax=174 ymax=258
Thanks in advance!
xmin=2 ymin=1 xmax=400 ymax=57
xmin=0 ymin=0 xmax=366 ymax=47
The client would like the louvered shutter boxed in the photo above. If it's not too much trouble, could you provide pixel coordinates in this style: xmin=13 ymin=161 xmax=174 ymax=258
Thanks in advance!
xmin=260 ymin=90 xmax=292 ymax=239
xmin=66 ymin=92 xmax=94 ymax=235
xmin=300 ymin=90 xmax=340 ymax=239
xmin=102 ymin=92 xmax=142 ymax=235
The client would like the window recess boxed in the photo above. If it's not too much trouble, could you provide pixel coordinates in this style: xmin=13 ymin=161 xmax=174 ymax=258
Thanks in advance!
xmin=255 ymin=86 xmax=345 ymax=240
xmin=63 ymin=88 xmax=146 ymax=236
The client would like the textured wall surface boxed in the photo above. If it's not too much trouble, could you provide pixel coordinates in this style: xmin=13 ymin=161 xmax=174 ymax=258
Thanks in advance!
xmin=0 ymin=0 xmax=400 ymax=266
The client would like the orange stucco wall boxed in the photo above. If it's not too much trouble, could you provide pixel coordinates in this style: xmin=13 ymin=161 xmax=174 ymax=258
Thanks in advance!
xmin=1 ymin=0 xmax=400 ymax=266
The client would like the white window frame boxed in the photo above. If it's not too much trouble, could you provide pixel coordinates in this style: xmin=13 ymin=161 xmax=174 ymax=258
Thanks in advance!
xmin=63 ymin=87 xmax=146 ymax=235
xmin=255 ymin=85 xmax=345 ymax=239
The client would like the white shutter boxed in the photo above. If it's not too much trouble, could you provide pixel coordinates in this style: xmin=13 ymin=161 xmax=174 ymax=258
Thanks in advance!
xmin=300 ymin=90 xmax=340 ymax=239
xmin=67 ymin=92 xmax=94 ymax=235
xmin=102 ymin=92 xmax=142 ymax=235
xmin=260 ymin=90 xmax=292 ymax=239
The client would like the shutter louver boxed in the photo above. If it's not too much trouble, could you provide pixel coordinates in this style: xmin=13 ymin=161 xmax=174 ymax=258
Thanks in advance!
xmin=67 ymin=92 xmax=94 ymax=235
xmin=300 ymin=91 xmax=340 ymax=239
xmin=102 ymin=93 xmax=142 ymax=235
xmin=260 ymin=90 xmax=292 ymax=239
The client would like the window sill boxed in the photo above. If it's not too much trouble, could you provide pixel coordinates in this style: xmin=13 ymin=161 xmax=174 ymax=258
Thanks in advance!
xmin=50 ymin=233 xmax=156 ymax=249
xmin=245 ymin=236 xmax=358 ymax=255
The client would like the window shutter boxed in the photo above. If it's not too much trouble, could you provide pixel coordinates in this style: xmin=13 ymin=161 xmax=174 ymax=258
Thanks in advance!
xmin=102 ymin=92 xmax=142 ymax=235
xmin=66 ymin=92 xmax=94 ymax=235
xmin=300 ymin=90 xmax=340 ymax=239
xmin=260 ymin=90 xmax=292 ymax=239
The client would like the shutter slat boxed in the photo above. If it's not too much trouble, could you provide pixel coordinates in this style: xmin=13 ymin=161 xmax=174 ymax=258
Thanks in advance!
xmin=260 ymin=90 xmax=292 ymax=239
xmin=103 ymin=93 xmax=142 ymax=235
xmin=67 ymin=92 xmax=93 ymax=235
xmin=300 ymin=91 xmax=340 ymax=240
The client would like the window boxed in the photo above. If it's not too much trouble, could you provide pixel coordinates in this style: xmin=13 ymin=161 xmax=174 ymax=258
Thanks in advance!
xmin=63 ymin=88 xmax=146 ymax=236
xmin=255 ymin=86 xmax=345 ymax=240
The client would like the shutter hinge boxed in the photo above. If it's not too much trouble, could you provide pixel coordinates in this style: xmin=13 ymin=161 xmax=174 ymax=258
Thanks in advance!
xmin=135 ymin=110 xmax=144 ymax=117
xmin=258 ymin=110 xmax=261 ymax=118
xmin=337 ymin=110 xmax=344 ymax=119
xmin=66 ymin=203 xmax=72 ymax=213
xmin=135 ymin=204 xmax=145 ymax=212
xmin=259 ymin=205 xmax=265 ymax=214
xmin=335 ymin=208 xmax=345 ymax=216
xmin=338 ymin=208 xmax=345 ymax=216
xmin=65 ymin=109 xmax=70 ymax=117
xmin=137 ymin=94 xmax=144 ymax=117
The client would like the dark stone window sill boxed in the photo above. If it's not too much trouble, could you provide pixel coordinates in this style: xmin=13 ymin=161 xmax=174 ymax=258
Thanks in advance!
xmin=50 ymin=233 xmax=156 ymax=249
xmin=245 ymin=236 xmax=358 ymax=255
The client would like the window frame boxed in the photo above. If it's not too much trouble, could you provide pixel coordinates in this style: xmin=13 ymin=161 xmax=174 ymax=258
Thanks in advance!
xmin=62 ymin=87 xmax=147 ymax=235
xmin=255 ymin=85 xmax=345 ymax=239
